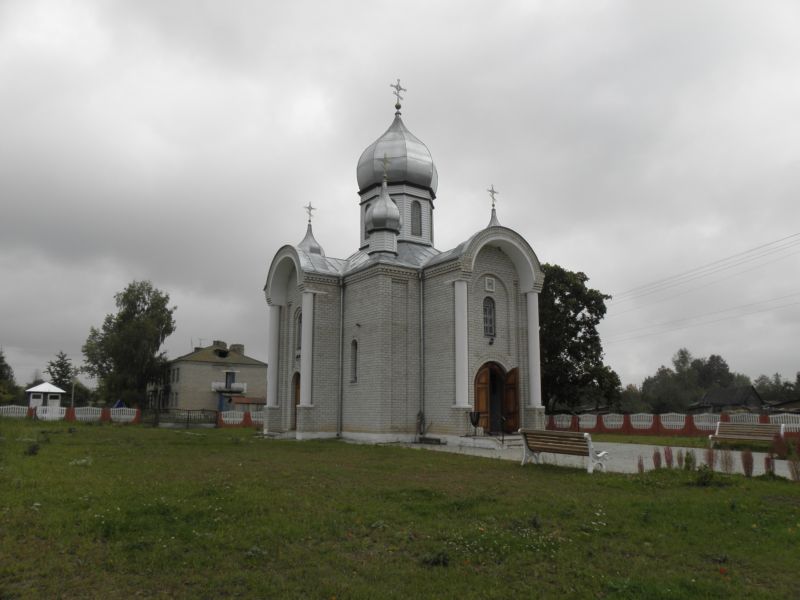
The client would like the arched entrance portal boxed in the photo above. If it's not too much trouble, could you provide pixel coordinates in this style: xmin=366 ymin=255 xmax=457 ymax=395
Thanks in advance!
xmin=291 ymin=372 xmax=300 ymax=430
xmin=474 ymin=363 xmax=518 ymax=434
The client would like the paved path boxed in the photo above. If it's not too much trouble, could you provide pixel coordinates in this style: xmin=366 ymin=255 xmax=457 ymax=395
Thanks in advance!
xmin=405 ymin=438 xmax=795 ymax=478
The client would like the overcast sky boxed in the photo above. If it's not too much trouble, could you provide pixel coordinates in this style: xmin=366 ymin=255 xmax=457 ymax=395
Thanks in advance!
xmin=2 ymin=0 xmax=799 ymax=390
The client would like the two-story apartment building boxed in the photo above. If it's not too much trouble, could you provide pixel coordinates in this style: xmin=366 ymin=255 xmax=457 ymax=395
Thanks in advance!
xmin=162 ymin=340 xmax=267 ymax=411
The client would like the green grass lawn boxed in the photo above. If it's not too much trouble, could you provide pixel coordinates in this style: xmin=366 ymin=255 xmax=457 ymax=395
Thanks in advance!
xmin=1 ymin=420 xmax=799 ymax=599
xmin=593 ymin=433 xmax=711 ymax=448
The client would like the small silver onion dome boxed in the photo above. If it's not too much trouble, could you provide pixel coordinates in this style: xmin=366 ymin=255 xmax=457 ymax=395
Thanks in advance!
xmin=365 ymin=178 xmax=401 ymax=232
xmin=357 ymin=111 xmax=438 ymax=195
xmin=297 ymin=223 xmax=325 ymax=256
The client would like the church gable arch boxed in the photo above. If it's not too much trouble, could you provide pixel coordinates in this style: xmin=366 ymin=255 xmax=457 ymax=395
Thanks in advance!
xmin=460 ymin=228 xmax=543 ymax=293
xmin=265 ymin=247 xmax=304 ymax=306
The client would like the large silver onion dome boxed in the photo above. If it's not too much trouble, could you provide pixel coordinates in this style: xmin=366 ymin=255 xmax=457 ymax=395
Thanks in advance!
xmin=357 ymin=112 xmax=438 ymax=195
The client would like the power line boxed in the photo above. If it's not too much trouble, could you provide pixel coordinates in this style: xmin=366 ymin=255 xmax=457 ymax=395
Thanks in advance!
xmin=605 ymin=290 xmax=800 ymax=338
xmin=604 ymin=299 xmax=800 ymax=345
xmin=610 ymin=232 xmax=800 ymax=303
xmin=605 ymin=249 xmax=800 ymax=319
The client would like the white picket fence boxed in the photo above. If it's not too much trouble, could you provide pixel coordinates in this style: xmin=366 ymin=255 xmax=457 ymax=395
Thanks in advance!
xmin=552 ymin=411 xmax=798 ymax=435
xmin=110 ymin=408 xmax=137 ymax=423
xmin=728 ymin=413 xmax=761 ymax=424
xmin=659 ymin=413 xmax=686 ymax=430
xmin=692 ymin=413 xmax=722 ymax=431
xmin=771 ymin=413 xmax=800 ymax=432
xmin=553 ymin=414 xmax=572 ymax=428
xmin=0 ymin=405 xmax=28 ymax=419
xmin=602 ymin=414 xmax=624 ymax=429
xmin=219 ymin=410 xmax=244 ymax=425
xmin=36 ymin=406 xmax=66 ymax=421
xmin=75 ymin=407 xmax=102 ymax=422
xmin=629 ymin=413 xmax=654 ymax=430
xmin=250 ymin=410 xmax=264 ymax=425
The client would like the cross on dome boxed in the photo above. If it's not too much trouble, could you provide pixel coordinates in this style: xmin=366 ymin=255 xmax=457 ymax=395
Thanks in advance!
xmin=487 ymin=184 xmax=499 ymax=208
xmin=390 ymin=78 xmax=406 ymax=110
xmin=304 ymin=202 xmax=316 ymax=223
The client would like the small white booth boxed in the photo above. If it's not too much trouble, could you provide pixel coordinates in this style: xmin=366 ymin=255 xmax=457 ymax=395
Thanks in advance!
xmin=27 ymin=382 xmax=66 ymax=408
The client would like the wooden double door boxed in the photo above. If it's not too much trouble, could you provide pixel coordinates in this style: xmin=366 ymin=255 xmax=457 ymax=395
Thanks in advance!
xmin=474 ymin=363 xmax=518 ymax=434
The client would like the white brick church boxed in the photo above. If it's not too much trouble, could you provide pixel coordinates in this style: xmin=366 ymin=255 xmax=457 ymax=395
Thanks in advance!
xmin=264 ymin=85 xmax=545 ymax=442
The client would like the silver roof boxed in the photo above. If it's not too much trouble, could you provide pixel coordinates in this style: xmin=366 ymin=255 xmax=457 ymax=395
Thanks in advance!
xmin=357 ymin=111 xmax=438 ymax=195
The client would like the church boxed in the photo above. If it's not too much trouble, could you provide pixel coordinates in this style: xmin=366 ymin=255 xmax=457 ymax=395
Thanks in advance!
xmin=263 ymin=83 xmax=546 ymax=443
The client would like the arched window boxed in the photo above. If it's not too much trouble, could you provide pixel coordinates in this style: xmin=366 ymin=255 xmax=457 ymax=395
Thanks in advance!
xmin=411 ymin=201 xmax=422 ymax=236
xmin=483 ymin=297 xmax=495 ymax=337
xmin=350 ymin=340 xmax=358 ymax=382
xmin=364 ymin=204 xmax=372 ymax=239
xmin=295 ymin=313 xmax=302 ymax=351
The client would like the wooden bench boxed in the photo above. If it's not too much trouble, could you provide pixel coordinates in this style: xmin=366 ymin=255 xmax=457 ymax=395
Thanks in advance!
xmin=519 ymin=429 xmax=608 ymax=474
xmin=708 ymin=421 xmax=784 ymax=448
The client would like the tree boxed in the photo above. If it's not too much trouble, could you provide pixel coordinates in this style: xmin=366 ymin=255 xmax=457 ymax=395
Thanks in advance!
xmin=0 ymin=348 xmax=18 ymax=404
xmin=539 ymin=263 xmax=621 ymax=411
xmin=641 ymin=365 xmax=693 ymax=413
xmin=82 ymin=280 xmax=176 ymax=406
xmin=691 ymin=354 xmax=734 ymax=389
xmin=640 ymin=348 xmax=754 ymax=412
xmin=45 ymin=351 xmax=78 ymax=389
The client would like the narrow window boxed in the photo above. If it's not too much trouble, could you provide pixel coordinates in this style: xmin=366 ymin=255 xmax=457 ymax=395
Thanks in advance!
xmin=176 ymin=367 xmax=180 ymax=383
xmin=225 ymin=371 xmax=236 ymax=387
xmin=295 ymin=313 xmax=302 ymax=351
xmin=483 ymin=297 xmax=496 ymax=337
xmin=350 ymin=340 xmax=358 ymax=382
xmin=364 ymin=204 xmax=372 ymax=239
xmin=411 ymin=201 xmax=422 ymax=236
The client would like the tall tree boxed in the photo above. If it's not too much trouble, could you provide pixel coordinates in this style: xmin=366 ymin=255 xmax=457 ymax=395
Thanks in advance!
xmin=45 ymin=351 xmax=78 ymax=389
xmin=0 ymin=348 xmax=17 ymax=404
xmin=82 ymin=280 xmax=176 ymax=406
xmin=539 ymin=263 xmax=620 ymax=411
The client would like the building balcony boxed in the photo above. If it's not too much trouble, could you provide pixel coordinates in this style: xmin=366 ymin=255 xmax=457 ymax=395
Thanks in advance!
xmin=211 ymin=382 xmax=247 ymax=394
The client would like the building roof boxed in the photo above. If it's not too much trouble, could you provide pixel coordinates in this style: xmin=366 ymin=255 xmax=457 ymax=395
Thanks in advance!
xmin=172 ymin=342 xmax=267 ymax=366
xmin=690 ymin=386 xmax=763 ymax=409
xmin=26 ymin=382 xmax=66 ymax=394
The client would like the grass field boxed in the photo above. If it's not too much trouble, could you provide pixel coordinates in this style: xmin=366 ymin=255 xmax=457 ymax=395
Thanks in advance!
xmin=1 ymin=420 xmax=799 ymax=599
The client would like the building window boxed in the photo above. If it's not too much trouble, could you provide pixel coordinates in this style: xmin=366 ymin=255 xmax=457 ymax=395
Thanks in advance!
xmin=176 ymin=367 xmax=180 ymax=383
xmin=295 ymin=313 xmax=302 ymax=351
xmin=350 ymin=340 xmax=358 ymax=382
xmin=364 ymin=204 xmax=372 ymax=239
xmin=411 ymin=201 xmax=422 ymax=236
xmin=483 ymin=296 xmax=496 ymax=337
xmin=485 ymin=276 xmax=495 ymax=292
xmin=31 ymin=393 xmax=42 ymax=401
xmin=47 ymin=394 xmax=60 ymax=402
xmin=225 ymin=371 xmax=236 ymax=388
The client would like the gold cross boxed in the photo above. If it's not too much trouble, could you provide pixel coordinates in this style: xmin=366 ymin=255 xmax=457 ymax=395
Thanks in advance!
xmin=304 ymin=202 xmax=316 ymax=223
xmin=389 ymin=78 xmax=406 ymax=104
xmin=487 ymin=184 xmax=499 ymax=208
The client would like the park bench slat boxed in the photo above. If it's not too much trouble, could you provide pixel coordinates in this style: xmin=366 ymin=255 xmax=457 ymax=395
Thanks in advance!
xmin=709 ymin=421 xmax=784 ymax=447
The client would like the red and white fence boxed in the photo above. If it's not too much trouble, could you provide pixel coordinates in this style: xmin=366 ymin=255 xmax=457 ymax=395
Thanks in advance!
xmin=547 ymin=411 xmax=800 ymax=437
xmin=0 ymin=405 xmax=141 ymax=424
